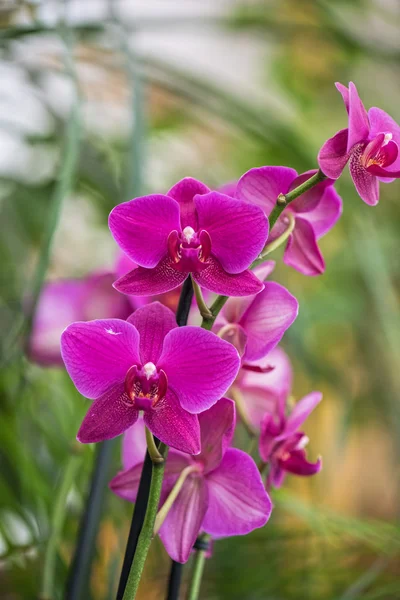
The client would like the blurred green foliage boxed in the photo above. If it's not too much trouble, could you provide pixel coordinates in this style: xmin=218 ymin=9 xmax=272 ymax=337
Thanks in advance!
xmin=0 ymin=1 xmax=400 ymax=599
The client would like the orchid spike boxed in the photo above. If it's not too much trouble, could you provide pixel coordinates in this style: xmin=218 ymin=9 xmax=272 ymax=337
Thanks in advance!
xmin=259 ymin=391 xmax=322 ymax=489
xmin=213 ymin=262 xmax=298 ymax=361
xmin=109 ymin=177 xmax=269 ymax=297
xmin=318 ymin=82 xmax=400 ymax=205
xmin=61 ymin=302 xmax=240 ymax=453
xmin=235 ymin=168 xmax=342 ymax=276
xmin=111 ymin=398 xmax=272 ymax=563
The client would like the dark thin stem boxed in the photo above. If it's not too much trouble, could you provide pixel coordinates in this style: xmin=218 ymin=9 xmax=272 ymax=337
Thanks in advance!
xmin=166 ymin=561 xmax=183 ymax=600
xmin=176 ymin=278 xmax=194 ymax=326
xmin=117 ymin=279 xmax=193 ymax=599
xmin=65 ymin=440 xmax=115 ymax=600
xmin=116 ymin=448 xmax=156 ymax=599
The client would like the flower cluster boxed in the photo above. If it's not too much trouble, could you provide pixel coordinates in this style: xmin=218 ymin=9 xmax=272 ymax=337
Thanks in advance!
xmin=30 ymin=82 xmax=399 ymax=573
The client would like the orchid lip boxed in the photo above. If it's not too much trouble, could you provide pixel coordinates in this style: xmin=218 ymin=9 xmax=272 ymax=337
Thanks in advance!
xmin=124 ymin=363 xmax=168 ymax=411
xmin=167 ymin=228 xmax=212 ymax=273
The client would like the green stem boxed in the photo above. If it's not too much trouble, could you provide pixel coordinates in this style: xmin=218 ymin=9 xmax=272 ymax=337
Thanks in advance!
xmin=24 ymin=23 xmax=81 ymax=346
xmin=191 ymin=276 xmax=213 ymax=319
xmin=145 ymin=427 xmax=164 ymax=464
xmin=268 ymin=169 xmax=326 ymax=230
xmin=187 ymin=535 xmax=210 ymax=600
xmin=41 ymin=448 xmax=82 ymax=600
xmin=153 ymin=465 xmax=200 ymax=535
xmin=252 ymin=211 xmax=295 ymax=268
xmin=122 ymin=443 xmax=169 ymax=599
xmin=201 ymin=295 xmax=228 ymax=331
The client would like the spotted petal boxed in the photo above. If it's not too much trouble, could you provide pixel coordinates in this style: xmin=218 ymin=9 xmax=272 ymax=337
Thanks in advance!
xmin=193 ymin=256 xmax=263 ymax=297
xmin=113 ymin=260 xmax=188 ymax=296
xmin=61 ymin=319 xmax=140 ymax=399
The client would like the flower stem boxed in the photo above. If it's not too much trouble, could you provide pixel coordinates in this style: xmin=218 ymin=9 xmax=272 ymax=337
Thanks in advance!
xmin=186 ymin=535 xmax=210 ymax=600
xmin=252 ymin=211 xmax=295 ymax=268
xmin=268 ymin=169 xmax=326 ymax=230
xmin=145 ymin=427 xmax=164 ymax=464
xmin=122 ymin=443 xmax=169 ymax=599
xmin=153 ymin=465 xmax=199 ymax=535
xmin=191 ymin=276 xmax=212 ymax=319
xmin=41 ymin=447 xmax=82 ymax=600
xmin=201 ymin=294 xmax=228 ymax=331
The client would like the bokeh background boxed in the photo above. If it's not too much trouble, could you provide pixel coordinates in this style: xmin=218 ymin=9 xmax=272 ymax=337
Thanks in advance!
xmin=1 ymin=1 xmax=400 ymax=599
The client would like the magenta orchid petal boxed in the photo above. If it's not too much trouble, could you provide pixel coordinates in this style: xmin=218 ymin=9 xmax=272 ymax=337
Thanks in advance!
xmin=368 ymin=107 xmax=400 ymax=172
xmin=239 ymin=385 xmax=279 ymax=431
xmin=259 ymin=413 xmax=284 ymax=462
xmin=61 ymin=319 xmax=140 ymax=399
xmin=127 ymin=302 xmax=177 ymax=364
xmin=280 ymin=391 xmax=322 ymax=439
xmin=347 ymin=82 xmax=370 ymax=151
xmin=196 ymin=398 xmax=236 ymax=473
xmin=193 ymin=256 xmax=264 ymax=297
xmin=167 ymin=177 xmax=210 ymax=229
xmin=349 ymin=149 xmax=380 ymax=206
xmin=144 ymin=390 xmax=201 ymax=454
xmin=335 ymin=81 xmax=349 ymax=112
xmin=239 ymin=282 xmax=299 ymax=361
xmin=113 ymin=260 xmax=188 ymax=296
xmin=109 ymin=462 xmax=143 ymax=503
xmin=236 ymin=166 xmax=297 ymax=213
xmin=217 ymin=181 xmax=237 ymax=196
xmin=318 ymin=128 xmax=350 ymax=179
xmin=302 ymin=185 xmax=343 ymax=239
xmin=109 ymin=195 xmax=180 ymax=268
xmin=195 ymin=192 xmax=269 ymax=273
xmin=253 ymin=260 xmax=276 ymax=281
xmin=284 ymin=217 xmax=325 ymax=276
xmin=269 ymin=464 xmax=286 ymax=488
xmin=122 ymin=418 xmax=147 ymax=470
xmin=158 ymin=327 xmax=240 ymax=413
xmin=202 ymin=448 xmax=272 ymax=537
xmin=29 ymin=274 xmax=131 ymax=367
xmin=77 ymin=383 xmax=139 ymax=443
xmin=159 ymin=475 xmax=208 ymax=563
xmin=280 ymin=449 xmax=322 ymax=476
xmin=289 ymin=170 xmax=333 ymax=213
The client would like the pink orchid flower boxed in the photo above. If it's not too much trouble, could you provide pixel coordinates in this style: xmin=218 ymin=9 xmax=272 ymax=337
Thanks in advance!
xmin=28 ymin=272 xmax=132 ymax=366
xmin=61 ymin=302 xmax=240 ymax=454
xmin=109 ymin=177 xmax=269 ymax=297
xmin=260 ymin=391 xmax=322 ymax=489
xmin=111 ymin=398 xmax=272 ymax=563
xmin=318 ymin=82 xmax=400 ymax=205
xmin=213 ymin=261 xmax=298 ymax=360
xmin=231 ymin=347 xmax=293 ymax=432
xmin=234 ymin=167 xmax=342 ymax=276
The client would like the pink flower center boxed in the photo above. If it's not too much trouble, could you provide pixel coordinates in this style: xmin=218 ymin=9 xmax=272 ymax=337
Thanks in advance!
xmin=124 ymin=362 xmax=168 ymax=411
xmin=167 ymin=226 xmax=212 ymax=273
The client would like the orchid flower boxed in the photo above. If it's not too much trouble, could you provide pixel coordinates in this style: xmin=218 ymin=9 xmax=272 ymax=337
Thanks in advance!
xmin=213 ymin=261 xmax=298 ymax=360
xmin=109 ymin=177 xmax=269 ymax=297
xmin=260 ymin=391 xmax=322 ymax=489
xmin=111 ymin=398 xmax=272 ymax=563
xmin=234 ymin=167 xmax=342 ymax=276
xmin=28 ymin=272 xmax=132 ymax=366
xmin=318 ymin=82 xmax=400 ymax=205
xmin=230 ymin=347 xmax=293 ymax=432
xmin=61 ymin=302 xmax=240 ymax=453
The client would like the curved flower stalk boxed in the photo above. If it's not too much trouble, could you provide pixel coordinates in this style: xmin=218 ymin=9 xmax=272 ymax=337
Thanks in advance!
xmin=109 ymin=177 xmax=269 ymax=297
xmin=111 ymin=399 xmax=272 ymax=563
xmin=60 ymin=302 xmax=240 ymax=453
xmin=213 ymin=262 xmax=299 ymax=360
xmin=260 ymin=392 xmax=322 ymax=489
xmin=318 ymin=82 xmax=400 ymax=205
xmin=235 ymin=168 xmax=342 ymax=276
